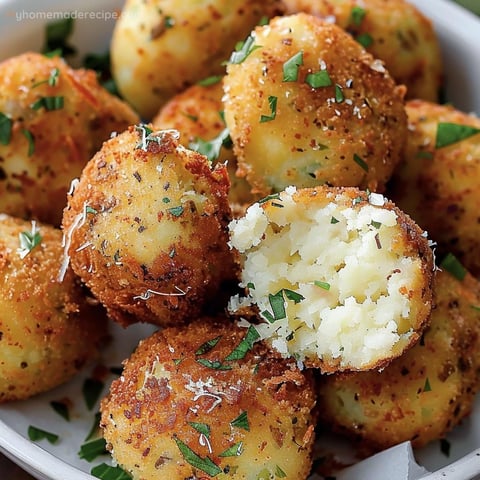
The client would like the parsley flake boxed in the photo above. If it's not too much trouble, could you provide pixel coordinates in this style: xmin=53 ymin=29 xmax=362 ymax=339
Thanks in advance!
xmin=197 ymin=75 xmax=223 ymax=87
xmin=440 ymin=252 xmax=466 ymax=281
xmin=350 ymin=6 xmax=367 ymax=26
xmin=219 ymin=441 xmax=244 ymax=457
xmin=225 ymin=325 xmax=260 ymax=361
xmin=30 ymin=95 xmax=64 ymax=111
xmin=314 ymin=280 xmax=331 ymax=290
xmin=91 ymin=463 xmax=132 ymax=480
xmin=353 ymin=153 xmax=369 ymax=172
xmin=260 ymin=95 xmax=277 ymax=123
xmin=18 ymin=221 xmax=42 ymax=259
xmin=435 ymin=122 xmax=480 ymax=148
xmin=83 ymin=378 xmax=104 ymax=410
xmin=356 ymin=32 xmax=374 ymax=48
xmin=196 ymin=358 xmax=232 ymax=370
xmin=0 ymin=112 xmax=13 ymax=145
xmin=228 ymin=34 xmax=261 ymax=65
xmin=188 ymin=422 xmax=211 ymax=438
xmin=331 ymin=216 xmax=339 ymax=224
xmin=189 ymin=127 xmax=231 ymax=162
xmin=28 ymin=425 xmax=59 ymax=444
xmin=423 ymin=377 xmax=432 ymax=392
xmin=335 ymin=84 xmax=344 ymax=103
xmin=50 ymin=400 xmax=70 ymax=421
xmin=195 ymin=336 xmax=222 ymax=355
xmin=22 ymin=129 xmax=35 ymax=156
xmin=78 ymin=438 xmax=108 ymax=462
xmin=167 ymin=205 xmax=184 ymax=217
xmin=230 ymin=410 xmax=250 ymax=431
xmin=174 ymin=435 xmax=222 ymax=476
xmin=43 ymin=17 xmax=76 ymax=57
xmin=275 ymin=465 xmax=287 ymax=478
xmin=305 ymin=70 xmax=332 ymax=88
xmin=283 ymin=51 xmax=303 ymax=82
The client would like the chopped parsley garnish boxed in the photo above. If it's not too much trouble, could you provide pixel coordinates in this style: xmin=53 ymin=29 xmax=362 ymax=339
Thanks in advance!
xmin=167 ymin=205 xmax=184 ymax=217
xmin=275 ymin=465 xmax=287 ymax=478
xmin=331 ymin=216 xmax=339 ymax=224
xmin=219 ymin=441 xmax=244 ymax=457
xmin=435 ymin=122 xmax=480 ymax=148
xmin=85 ymin=412 xmax=102 ymax=441
xmin=173 ymin=435 xmax=222 ymax=477
xmin=314 ymin=280 xmax=331 ymax=290
xmin=189 ymin=127 xmax=231 ymax=162
xmin=83 ymin=378 xmax=104 ymax=410
xmin=195 ymin=336 xmax=222 ymax=355
xmin=50 ymin=400 xmax=70 ymax=421
xmin=246 ymin=281 xmax=255 ymax=290
xmin=370 ymin=220 xmax=382 ymax=229
xmin=416 ymin=150 xmax=434 ymax=159
xmin=440 ymin=252 xmax=466 ymax=281
xmin=86 ymin=205 xmax=98 ymax=215
xmin=30 ymin=95 xmax=64 ymax=111
xmin=258 ymin=192 xmax=282 ymax=204
xmin=164 ymin=15 xmax=175 ymax=28
xmin=260 ymin=95 xmax=277 ymax=123
xmin=43 ymin=16 xmax=76 ymax=57
xmin=423 ymin=377 xmax=432 ymax=392
xmin=350 ymin=6 xmax=367 ymax=26
xmin=18 ymin=221 xmax=42 ymax=259
xmin=228 ymin=34 xmax=261 ymax=64
xmin=258 ymin=15 xmax=269 ymax=26
xmin=305 ymin=70 xmax=332 ymax=88
xmin=83 ymin=51 xmax=118 ymax=95
xmin=353 ymin=153 xmax=369 ymax=172
xmin=188 ymin=422 xmax=211 ymax=438
xmin=471 ymin=305 xmax=480 ymax=312
xmin=197 ymin=75 xmax=223 ymax=87
xmin=335 ymin=84 xmax=344 ymax=103
xmin=225 ymin=325 xmax=260 ymax=361
xmin=78 ymin=437 xmax=108 ymax=462
xmin=28 ymin=425 xmax=59 ymax=444
xmin=262 ymin=288 xmax=304 ymax=323
xmin=22 ymin=129 xmax=35 ymax=156
xmin=230 ymin=410 xmax=250 ymax=431
xmin=91 ymin=463 xmax=132 ymax=480
xmin=0 ymin=112 xmax=13 ymax=145
xmin=196 ymin=358 xmax=232 ymax=370
xmin=32 ymin=67 xmax=61 ymax=88
xmin=356 ymin=32 xmax=374 ymax=48
xmin=283 ymin=51 xmax=303 ymax=82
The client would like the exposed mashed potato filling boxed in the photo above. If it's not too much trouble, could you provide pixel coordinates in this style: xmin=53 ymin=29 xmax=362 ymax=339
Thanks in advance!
xmin=228 ymin=186 xmax=434 ymax=372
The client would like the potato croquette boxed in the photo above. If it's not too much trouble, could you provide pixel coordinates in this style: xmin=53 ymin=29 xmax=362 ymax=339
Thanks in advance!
xmin=388 ymin=100 xmax=480 ymax=276
xmin=281 ymin=0 xmax=443 ymax=102
xmin=223 ymin=13 xmax=407 ymax=197
xmin=111 ymin=0 xmax=285 ymax=119
xmin=0 ymin=214 xmax=108 ymax=402
xmin=315 ymin=268 xmax=480 ymax=453
xmin=152 ymin=81 xmax=258 ymax=215
xmin=228 ymin=186 xmax=434 ymax=372
xmin=61 ymin=126 xmax=236 ymax=327
xmin=0 ymin=52 xmax=139 ymax=226
xmin=100 ymin=318 xmax=317 ymax=480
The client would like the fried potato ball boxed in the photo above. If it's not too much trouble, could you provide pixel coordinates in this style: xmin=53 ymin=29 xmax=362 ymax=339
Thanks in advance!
xmin=0 ymin=214 xmax=108 ymax=402
xmin=111 ymin=0 xmax=285 ymax=120
xmin=281 ymin=0 xmax=443 ymax=102
xmin=223 ymin=13 xmax=407 ymax=197
xmin=61 ymin=127 xmax=236 ymax=328
xmin=228 ymin=186 xmax=434 ymax=373
xmin=100 ymin=317 xmax=317 ymax=480
xmin=315 ymin=268 xmax=480 ymax=453
xmin=152 ymin=81 xmax=258 ymax=215
xmin=388 ymin=100 xmax=480 ymax=277
xmin=0 ymin=52 xmax=139 ymax=226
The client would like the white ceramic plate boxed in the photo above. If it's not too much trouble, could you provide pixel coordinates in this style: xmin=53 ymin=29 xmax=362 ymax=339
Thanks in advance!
xmin=0 ymin=0 xmax=479 ymax=479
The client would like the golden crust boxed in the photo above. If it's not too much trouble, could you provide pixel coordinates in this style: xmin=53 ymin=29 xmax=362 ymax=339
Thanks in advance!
xmin=316 ymin=269 xmax=480 ymax=453
xmin=388 ymin=99 xmax=480 ymax=276
xmin=111 ymin=0 xmax=286 ymax=119
xmin=281 ymin=0 xmax=443 ymax=101
xmin=100 ymin=317 xmax=317 ymax=480
xmin=0 ymin=52 xmax=139 ymax=226
xmin=223 ymin=13 xmax=407 ymax=196
xmin=0 ymin=214 xmax=108 ymax=402
xmin=61 ymin=126 xmax=237 ymax=327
